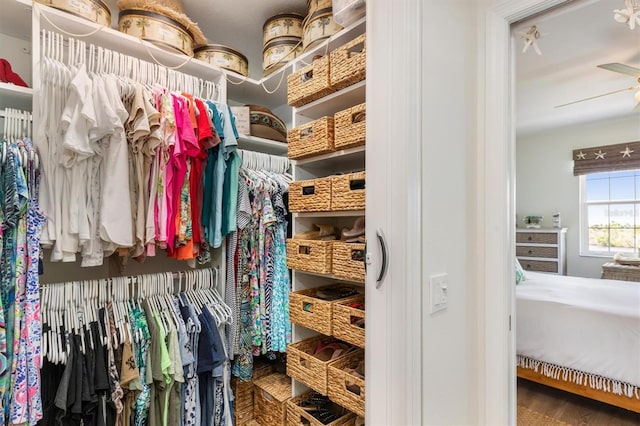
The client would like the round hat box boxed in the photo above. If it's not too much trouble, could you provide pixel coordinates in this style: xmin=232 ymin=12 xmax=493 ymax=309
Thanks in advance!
xmin=302 ymin=7 xmax=343 ymax=51
xmin=263 ymin=13 xmax=304 ymax=46
xmin=307 ymin=0 xmax=333 ymax=15
xmin=263 ymin=37 xmax=303 ymax=76
xmin=247 ymin=105 xmax=288 ymax=142
xmin=36 ymin=0 xmax=111 ymax=27
xmin=194 ymin=44 xmax=249 ymax=77
xmin=119 ymin=9 xmax=195 ymax=56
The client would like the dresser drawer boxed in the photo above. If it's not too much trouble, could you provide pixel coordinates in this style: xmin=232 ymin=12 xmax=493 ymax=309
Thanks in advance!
xmin=516 ymin=246 xmax=558 ymax=259
xmin=518 ymin=259 xmax=558 ymax=273
xmin=516 ymin=232 xmax=558 ymax=244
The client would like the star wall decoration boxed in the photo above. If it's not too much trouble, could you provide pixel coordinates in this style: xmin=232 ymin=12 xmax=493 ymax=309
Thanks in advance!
xmin=621 ymin=146 xmax=634 ymax=157
xmin=576 ymin=151 xmax=587 ymax=160
xmin=595 ymin=150 xmax=607 ymax=159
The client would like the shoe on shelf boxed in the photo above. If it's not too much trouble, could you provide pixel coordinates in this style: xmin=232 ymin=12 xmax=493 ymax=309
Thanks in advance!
xmin=341 ymin=216 xmax=365 ymax=239
xmin=294 ymin=223 xmax=337 ymax=240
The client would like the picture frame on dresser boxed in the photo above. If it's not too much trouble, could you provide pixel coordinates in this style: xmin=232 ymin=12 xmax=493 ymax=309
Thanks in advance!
xmin=515 ymin=228 xmax=567 ymax=275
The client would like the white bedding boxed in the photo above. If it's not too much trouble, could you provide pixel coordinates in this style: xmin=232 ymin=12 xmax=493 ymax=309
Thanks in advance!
xmin=516 ymin=271 xmax=640 ymax=387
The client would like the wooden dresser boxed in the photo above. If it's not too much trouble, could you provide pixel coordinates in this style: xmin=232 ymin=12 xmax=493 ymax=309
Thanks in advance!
xmin=516 ymin=228 xmax=567 ymax=275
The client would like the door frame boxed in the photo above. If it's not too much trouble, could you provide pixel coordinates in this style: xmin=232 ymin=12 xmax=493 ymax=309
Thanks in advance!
xmin=482 ymin=0 xmax=570 ymax=424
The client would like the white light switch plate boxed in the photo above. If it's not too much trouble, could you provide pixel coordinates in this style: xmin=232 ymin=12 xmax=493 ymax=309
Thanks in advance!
xmin=429 ymin=273 xmax=448 ymax=314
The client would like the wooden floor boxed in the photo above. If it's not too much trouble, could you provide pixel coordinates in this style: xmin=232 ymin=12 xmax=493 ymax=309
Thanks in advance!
xmin=518 ymin=378 xmax=640 ymax=425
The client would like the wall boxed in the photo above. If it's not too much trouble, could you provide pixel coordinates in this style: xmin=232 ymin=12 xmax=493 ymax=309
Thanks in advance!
xmin=516 ymin=115 xmax=640 ymax=277
xmin=0 ymin=33 xmax=32 ymax=87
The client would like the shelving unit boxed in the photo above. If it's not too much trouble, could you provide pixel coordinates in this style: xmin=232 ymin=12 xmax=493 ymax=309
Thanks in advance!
xmin=0 ymin=82 xmax=32 ymax=110
xmin=236 ymin=134 xmax=288 ymax=156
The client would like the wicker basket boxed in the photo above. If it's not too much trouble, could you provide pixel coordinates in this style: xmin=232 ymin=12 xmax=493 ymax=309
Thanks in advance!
xmin=254 ymin=373 xmax=292 ymax=426
xmin=287 ymin=391 xmax=357 ymax=426
xmin=287 ymin=239 xmax=333 ymax=274
xmin=334 ymin=103 xmax=365 ymax=150
xmin=232 ymin=360 xmax=276 ymax=424
xmin=601 ymin=262 xmax=640 ymax=282
xmin=328 ymin=350 xmax=365 ymax=417
xmin=333 ymin=294 xmax=365 ymax=348
xmin=289 ymin=284 xmax=362 ymax=335
xmin=286 ymin=336 xmax=355 ymax=395
xmin=287 ymin=56 xmax=335 ymax=107
xmin=330 ymin=33 xmax=366 ymax=91
xmin=288 ymin=116 xmax=335 ymax=159
xmin=331 ymin=172 xmax=365 ymax=211
xmin=332 ymin=242 xmax=365 ymax=282
xmin=289 ymin=177 xmax=332 ymax=212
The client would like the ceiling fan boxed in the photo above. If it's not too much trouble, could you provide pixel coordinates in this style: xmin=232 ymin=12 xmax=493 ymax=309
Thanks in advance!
xmin=554 ymin=63 xmax=640 ymax=110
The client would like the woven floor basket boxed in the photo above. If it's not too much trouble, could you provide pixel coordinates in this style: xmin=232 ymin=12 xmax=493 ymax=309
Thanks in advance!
xmin=327 ymin=350 xmax=365 ymax=418
xmin=288 ymin=56 xmax=335 ymax=107
xmin=330 ymin=33 xmax=366 ymax=91
xmin=331 ymin=172 xmax=365 ymax=211
xmin=287 ymin=391 xmax=357 ymax=426
xmin=334 ymin=103 xmax=365 ymax=150
xmin=289 ymin=177 xmax=332 ymax=212
xmin=286 ymin=239 xmax=333 ymax=274
xmin=254 ymin=373 xmax=292 ymax=426
xmin=287 ymin=335 xmax=353 ymax=395
xmin=332 ymin=242 xmax=365 ymax=282
xmin=290 ymin=284 xmax=363 ymax=336
xmin=332 ymin=294 xmax=365 ymax=348
xmin=601 ymin=263 xmax=640 ymax=282
xmin=288 ymin=116 xmax=335 ymax=159
xmin=232 ymin=360 xmax=275 ymax=424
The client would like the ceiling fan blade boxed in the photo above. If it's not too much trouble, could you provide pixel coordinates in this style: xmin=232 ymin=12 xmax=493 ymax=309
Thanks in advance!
xmin=634 ymin=103 xmax=640 ymax=112
xmin=597 ymin=63 xmax=640 ymax=77
xmin=554 ymin=85 xmax=640 ymax=108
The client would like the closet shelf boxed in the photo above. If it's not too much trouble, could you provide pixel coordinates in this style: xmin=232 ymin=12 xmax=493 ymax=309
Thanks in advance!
xmin=294 ymin=146 xmax=365 ymax=173
xmin=226 ymin=17 xmax=366 ymax=108
xmin=0 ymin=82 xmax=32 ymax=110
xmin=237 ymin=135 xmax=288 ymax=156
xmin=293 ymin=210 xmax=365 ymax=218
xmin=294 ymin=270 xmax=365 ymax=286
xmin=296 ymin=81 xmax=366 ymax=120
xmin=31 ymin=1 xmax=226 ymax=82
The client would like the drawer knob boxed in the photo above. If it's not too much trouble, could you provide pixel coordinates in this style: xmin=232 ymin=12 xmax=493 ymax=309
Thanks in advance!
xmin=527 ymin=236 xmax=532 ymax=241
xmin=528 ymin=250 xmax=532 ymax=254
xmin=526 ymin=264 xmax=531 ymax=269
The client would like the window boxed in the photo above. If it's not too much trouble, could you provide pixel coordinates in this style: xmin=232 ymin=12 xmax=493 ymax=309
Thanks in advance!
xmin=580 ymin=169 xmax=640 ymax=256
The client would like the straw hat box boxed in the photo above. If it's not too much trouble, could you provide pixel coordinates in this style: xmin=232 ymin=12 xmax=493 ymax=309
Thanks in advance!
xmin=117 ymin=0 xmax=208 ymax=56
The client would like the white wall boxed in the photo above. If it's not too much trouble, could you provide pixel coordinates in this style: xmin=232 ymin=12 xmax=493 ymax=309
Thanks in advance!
xmin=0 ymin=33 xmax=32 ymax=87
xmin=516 ymin=115 xmax=640 ymax=278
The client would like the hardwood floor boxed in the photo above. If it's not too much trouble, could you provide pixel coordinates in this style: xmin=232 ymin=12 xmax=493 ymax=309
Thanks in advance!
xmin=518 ymin=378 xmax=640 ymax=425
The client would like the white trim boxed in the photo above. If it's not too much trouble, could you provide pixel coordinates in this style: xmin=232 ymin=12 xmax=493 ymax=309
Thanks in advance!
xmin=482 ymin=0 xmax=569 ymax=424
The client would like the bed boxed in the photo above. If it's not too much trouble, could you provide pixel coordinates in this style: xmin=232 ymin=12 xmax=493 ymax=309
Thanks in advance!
xmin=516 ymin=271 xmax=640 ymax=412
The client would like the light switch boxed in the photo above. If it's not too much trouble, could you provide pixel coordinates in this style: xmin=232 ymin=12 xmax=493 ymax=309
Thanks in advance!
xmin=429 ymin=273 xmax=448 ymax=314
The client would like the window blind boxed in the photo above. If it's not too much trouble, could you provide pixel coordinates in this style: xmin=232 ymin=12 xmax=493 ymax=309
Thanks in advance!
xmin=572 ymin=141 xmax=640 ymax=176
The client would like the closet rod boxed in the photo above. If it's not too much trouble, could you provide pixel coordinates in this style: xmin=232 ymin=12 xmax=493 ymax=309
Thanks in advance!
xmin=0 ymin=110 xmax=33 ymax=119
xmin=40 ymin=267 xmax=219 ymax=287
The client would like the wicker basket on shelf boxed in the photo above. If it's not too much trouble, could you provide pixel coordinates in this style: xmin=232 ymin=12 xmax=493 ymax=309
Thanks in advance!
xmin=330 ymin=33 xmax=366 ymax=90
xmin=288 ymin=116 xmax=335 ymax=159
xmin=332 ymin=242 xmax=365 ymax=282
xmin=332 ymin=294 xmax=365 ymax=348
xmin=334 ymin=103 xmax=365 ymax=150
xmin=287 ymin=335 xmax=356 ymax=395
xmin=286 ymin=239 xmax=333 ymax=274
xmin=287 ymin=56 xmax=335 ymax=107
xmin=327 ymin=350 xmax=365 ymax=417
xmin=289 ymin=177 xmax=333 ymax=212
xmin=290 ymin=284 xmax=363 ymax=335
xmin=331 ymin=172 xmax=365 ymax=211
xmin=287 ymin=391 xmax=357 ymax=426
xmin=253 ymin=373 xmax=292 ymax=426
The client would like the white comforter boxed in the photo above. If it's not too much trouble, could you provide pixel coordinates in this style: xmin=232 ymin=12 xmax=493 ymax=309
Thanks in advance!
xmin=516 ymin=271 xmax=640 ymax=387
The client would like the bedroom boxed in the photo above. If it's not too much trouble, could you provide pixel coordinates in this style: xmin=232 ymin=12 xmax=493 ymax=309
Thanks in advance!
xmin=513 ymin=0 xmax=640 ymax=422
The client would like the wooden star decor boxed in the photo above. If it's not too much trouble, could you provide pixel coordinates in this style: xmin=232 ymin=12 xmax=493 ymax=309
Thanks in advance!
xmin=573 ymin=141 xmax=640 ymax=176
xmin=621 ymin=146 xmax=634 ymax=157
xmin=576 ymin=151 xmax=587 ymax=160
xmin=594 ymin=150 xmax=607 ymax=159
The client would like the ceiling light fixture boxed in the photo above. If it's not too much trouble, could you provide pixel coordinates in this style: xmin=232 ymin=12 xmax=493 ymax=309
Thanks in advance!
xmin=614 ymin=0 xmax=640 ymax=30
xmin=519 ymin=25 xmax=544 ymax=55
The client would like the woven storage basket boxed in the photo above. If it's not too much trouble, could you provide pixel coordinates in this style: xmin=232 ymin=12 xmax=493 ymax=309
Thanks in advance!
xmin=287 ymin=391 xmax=357 ymax=426
xmin=232 ymin=360 xmax=276 ymax=424
xmin=287 ymin=336 xmax=355 ymax=395
xmin=334 ymin=103 xmax=365 ymax=150
xmin=601 ymin=262 xmax=640 ymax=282
xmin=332 ymin=242 xmax=365 ymax=282
xmin=289 ymin=177 xmax=332 ymax=212
xmin=330 ymin=33 xmax=366 ymax=91
xmin=290 ymin=284 xmax=362 ymax=335
xmin=254 ymin=373 xmax=292 ymax=426
xmin=286 ymin=239 xmax=333 ymax=274
xmin=327 ymin=350 xmax=365 ymax=418
xmin=287 ymin=56 xmax=335 ymax=107
xmin=288 ymin=116 xmax=335 ymax=159
xmin=331 ymin=172 xmax=365 ymax=211
xmin=332 ymin=294 xmax=365 ymax=348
